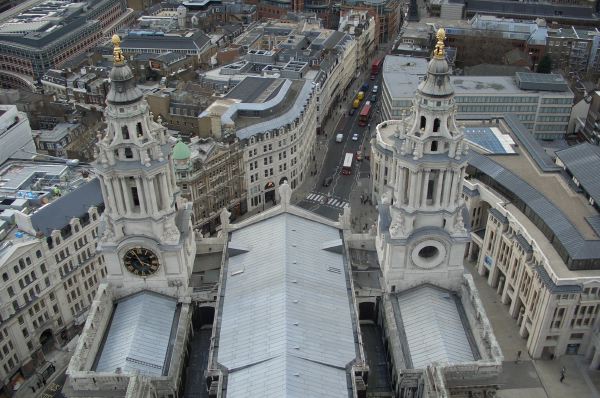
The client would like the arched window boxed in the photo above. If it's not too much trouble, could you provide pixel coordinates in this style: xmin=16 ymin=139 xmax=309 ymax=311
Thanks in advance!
xmin=121 ymin=126 xmax=130 ymax=140
xmin=2 ymin=273 xmax=8 ymax=282
xmin=136 ymin=122 xmax=143 ymax=137
xmin=433 ymin=118 xmax=440 ymax=132
xmin=420 ymin=116 xmax=426 ymax=130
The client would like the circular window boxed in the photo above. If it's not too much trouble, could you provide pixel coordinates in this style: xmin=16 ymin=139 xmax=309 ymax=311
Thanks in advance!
xmin=418 ymin=246 xmax=439 ymax=259
xmin=411 ymin=240 xmax=446 ymax=269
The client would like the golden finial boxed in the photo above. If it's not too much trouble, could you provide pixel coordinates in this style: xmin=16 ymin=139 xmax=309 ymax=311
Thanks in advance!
xmin=434 ymin=28 xmax=446 ymax=59
xmin=112 ymin=34 xmax=124 ymax=65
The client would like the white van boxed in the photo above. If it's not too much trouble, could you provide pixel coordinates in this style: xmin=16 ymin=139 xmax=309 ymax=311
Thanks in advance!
xmin=336 ymin=133 xmax=343 ymax=142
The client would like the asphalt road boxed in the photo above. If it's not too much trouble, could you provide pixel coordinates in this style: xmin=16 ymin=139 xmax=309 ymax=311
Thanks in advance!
xmin=296 ymin=71 xmax=384 ymax=220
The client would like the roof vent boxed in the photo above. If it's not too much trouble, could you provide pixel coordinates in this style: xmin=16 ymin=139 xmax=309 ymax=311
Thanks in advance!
xmin=327 ymin=266 xmax=341 ymax=274
xmin=294 ymin=346 xmax=300 ymax=350
xmin=291 ymin=279 xmax=298 ymax=283
xmin=293 ymin=373 xmax=300 ymax=377
xmin=293 ymin=299 xmax=299 ymax=303
xmin=293 ymin=322 xmax=299 ymax=326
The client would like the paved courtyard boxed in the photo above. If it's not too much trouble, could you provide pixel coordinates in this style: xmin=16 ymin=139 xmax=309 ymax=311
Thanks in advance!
xmin=465 ymin=261 xmax=600 ymax=398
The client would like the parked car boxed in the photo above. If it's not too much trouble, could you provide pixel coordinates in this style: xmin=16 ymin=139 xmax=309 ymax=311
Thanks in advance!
xmin=355 ymin=151 xmax=363 ymax=161
xmin=372 ymin=85 xmax=379 ymax=93
xmin=370 ymin=94 xmax=377 ymax=103
xmin=352 ymin=133 xmax=359 ymax=141
xmin=361 ymin=83 xmax=369 ymax=91
xmin=322 ymin=176 xmax=333 ymax=187
xmin=336 ymin=133 xmax=343 ymax=142
xmin=348 ymin=108 xmax=356 ymax=116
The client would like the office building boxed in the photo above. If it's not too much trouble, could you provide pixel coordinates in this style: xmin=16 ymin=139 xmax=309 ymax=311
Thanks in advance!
xmin=381 ymin=55 xmax=574 ymax=140
xmin=0 ymin=0 xmax=130 ymax=88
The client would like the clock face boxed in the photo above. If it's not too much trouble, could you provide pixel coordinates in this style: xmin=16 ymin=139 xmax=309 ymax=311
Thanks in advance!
xmin=123 ymin=247 xmax=160 ymax=276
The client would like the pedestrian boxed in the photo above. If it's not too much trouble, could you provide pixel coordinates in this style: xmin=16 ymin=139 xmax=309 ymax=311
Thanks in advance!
xmin=560 ymin=367 xmax=566 ymax=383
xmin=516 ymin=350 xmax=521 ymax=363
xmin=30 ymin=386 xmax=36 ymax=393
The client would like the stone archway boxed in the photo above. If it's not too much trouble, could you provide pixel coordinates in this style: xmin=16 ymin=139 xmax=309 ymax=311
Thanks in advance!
xmin=39 ymin=329 xmax=54 ymax=354
xmin=264 ymin=181 xmax=276 ymax=205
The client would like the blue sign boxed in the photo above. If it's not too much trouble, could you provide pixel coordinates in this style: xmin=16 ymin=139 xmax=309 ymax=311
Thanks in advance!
xmin=484 ymin=255 xmax=494 ymax=269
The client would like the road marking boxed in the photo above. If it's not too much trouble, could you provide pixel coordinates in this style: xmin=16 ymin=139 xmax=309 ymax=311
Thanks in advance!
xmin=305 ymin=193 xmax=348 ymax=208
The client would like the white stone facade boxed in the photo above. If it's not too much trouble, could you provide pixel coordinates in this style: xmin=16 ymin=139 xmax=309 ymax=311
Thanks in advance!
xmin=243 ymin=89 xmax=318 ymax=210
xmin=0 ymin=105 xmax=36 ymax=164
xmin=373 ymin=36 xmax=470 ymax=292
xmin=463 ymin=179 xmax=600 ymax=359
xmin=0 ymin=206 xmax=106 ymax=388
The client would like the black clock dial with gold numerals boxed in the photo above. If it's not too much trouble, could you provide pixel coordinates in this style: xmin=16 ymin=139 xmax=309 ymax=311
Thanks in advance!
xmin=123 ymin=247 xmax=160 ymax=276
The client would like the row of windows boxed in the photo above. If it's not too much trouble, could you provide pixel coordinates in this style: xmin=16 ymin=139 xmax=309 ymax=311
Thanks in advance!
xmin=535 ymin=124 xmax=568 ymax=131
xmin=455 ymin=96 xmax=538 ymax=104
xmin=538 ymin=106 xmax=571 ymax=113
xmin=537 ymin=115 xmax=569 ymax=122
xmin=541 ymin=97 xmax=573 ymax=104
xmin=457 ymin=105 xmax=537 ymax=113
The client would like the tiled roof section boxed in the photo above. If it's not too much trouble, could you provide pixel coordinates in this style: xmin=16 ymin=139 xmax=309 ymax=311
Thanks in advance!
xmin=535 ymin=266 xmax=582 ymax=294
xmin=489 ymin=208 xmax=508 ymax=224
xmin=463 ymin=185 xmax=479 ymax=197
xmin=217 ymin=213 xmax=357 ymax=397
xmin=30 ymin=178 xmax=103 ymax=236
xmin=515 ymin=233 xmax=533 ymax=253
xmin=121 ymin=31 xmax=211 ymax=51
xmin=555 ymin=143 xmax=600 ymax=208
xmin=394 ymin=286 xmax=475 ymax=369
xmin=94 ymin=292 xmax=179 ymax=376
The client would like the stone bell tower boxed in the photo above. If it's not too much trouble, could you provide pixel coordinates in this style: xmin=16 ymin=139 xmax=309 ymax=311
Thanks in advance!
xmin=375 ymin=29 xmax=470 ymax=292
xmin=93 ymin=35 xmax=196 ymax=295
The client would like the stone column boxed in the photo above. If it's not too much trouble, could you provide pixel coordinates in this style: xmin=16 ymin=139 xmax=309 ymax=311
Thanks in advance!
xmin=409 ymin=170 xmax=418 ymax=207
xmin=449 ymin=170 xmax=459 ymax=207
xmin=397 ymin=167 xmax=405 ymax=205
xmin=442 ymin=170 xmax=453 ymax=207
xmin=420 ymin=169 xmax=430 ymax=207
xmin=110 ymin=178 xmax=124 ymax=215
xmin=434 ymin=170 xmax=444 ymax=208
xmin=160 ymin=172 xmax=170 ymax=209
xmin=135 ymin=177 xmax=146 ymax=213
xmin=120 ymin=178 xmax=132 ymax=215
xmin=143 ymin=178 xmax=158 ymax=214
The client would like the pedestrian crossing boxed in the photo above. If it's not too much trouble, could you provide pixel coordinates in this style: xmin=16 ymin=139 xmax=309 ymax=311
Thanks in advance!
xmin=306 ymin=192 xmax=348 ymax=208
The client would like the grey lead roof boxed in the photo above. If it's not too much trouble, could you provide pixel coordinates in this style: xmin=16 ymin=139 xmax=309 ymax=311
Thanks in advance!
xmin=95 ymin=291 xmax=179 ymax=376
xmin=468 ymin=153 xmax=600 ymax=261
xmin=394 ymin=286 xmax=475 ymax=369
xmin=555 ymin=143 xmax=600 ymax=209
xmin=31 ymin=178 xmax=103 ymax=236
xmin=218 ymin=213 xmax=357 ymax=397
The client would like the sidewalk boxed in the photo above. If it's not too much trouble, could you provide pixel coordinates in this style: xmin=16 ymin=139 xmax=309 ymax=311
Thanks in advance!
xmin=14 ymin=345 xmax=73 ymax=398
xmin=466 ymin=260 xmax=600 ymax=398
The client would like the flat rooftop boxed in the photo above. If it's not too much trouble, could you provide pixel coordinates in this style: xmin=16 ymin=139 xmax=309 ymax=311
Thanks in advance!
xmin=488 ymin=147 xmax=598 ymax=240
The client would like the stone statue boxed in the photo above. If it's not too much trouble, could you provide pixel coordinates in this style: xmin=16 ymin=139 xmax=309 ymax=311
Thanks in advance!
xmin=279 ymin=180 xmax=292 ymax=208
xmin=162 ymin=218 xmax=180 ymax=242
xmin=389 ymin=213 xmax=406 ymax=237
xmin=102 ymin=217 xmax=115 ymax=241
xmin=220 ymin=207 xmax=231 ymax=229
xmin=455 ymin=210 xmax=467 ymax=234
xmin=381 ymin=191 xmax=391 ymax=205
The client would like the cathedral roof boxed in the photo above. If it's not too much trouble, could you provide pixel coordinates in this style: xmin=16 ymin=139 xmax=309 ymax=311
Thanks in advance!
xmin=172 ymin=140 xmax=191 ymax=160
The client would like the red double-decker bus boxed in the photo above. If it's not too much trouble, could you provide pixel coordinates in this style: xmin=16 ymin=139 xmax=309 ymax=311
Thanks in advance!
xmin=371 ymin=58 xmax=382 ymax=79
xmin=358 ymin=101 xmax=372 ymax=127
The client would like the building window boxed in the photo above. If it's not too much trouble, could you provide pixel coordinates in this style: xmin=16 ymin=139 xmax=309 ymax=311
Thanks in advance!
xmin=121 ymin=126 xmax=129 ymax=140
